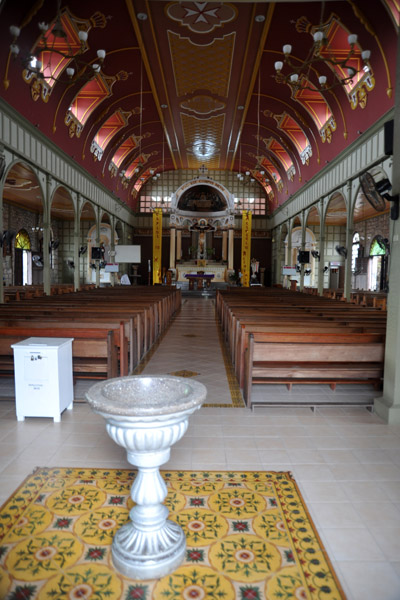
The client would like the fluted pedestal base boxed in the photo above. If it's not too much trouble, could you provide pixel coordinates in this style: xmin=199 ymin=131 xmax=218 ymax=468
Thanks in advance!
xmin=85 ymin=376 xmax=207 ymax=580
xmin=112 ymin=519 xmax=186 ymax=579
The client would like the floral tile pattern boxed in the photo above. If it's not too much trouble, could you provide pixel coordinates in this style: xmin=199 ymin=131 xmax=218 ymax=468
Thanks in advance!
xmin=0 ymin=468 xmax=346 ymax=599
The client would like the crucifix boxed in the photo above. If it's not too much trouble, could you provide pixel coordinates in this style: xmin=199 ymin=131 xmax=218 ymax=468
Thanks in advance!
xmin=198 ymin=164 xmax=208 ymax=176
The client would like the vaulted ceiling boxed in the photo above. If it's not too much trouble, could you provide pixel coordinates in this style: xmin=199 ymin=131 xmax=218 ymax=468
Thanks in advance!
xmin=0 ymin=1 xmax=397 ymax=215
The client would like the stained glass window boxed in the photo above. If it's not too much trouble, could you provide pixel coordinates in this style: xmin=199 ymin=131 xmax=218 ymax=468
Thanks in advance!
xmin=15 ymin=229 xmax=31 ymax=250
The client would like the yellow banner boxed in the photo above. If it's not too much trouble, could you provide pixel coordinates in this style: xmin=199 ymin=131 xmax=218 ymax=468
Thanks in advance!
xmin=152 ymin=208 xmax=162 ymax=284
xmin=241 ymin=210 xmax=252 ymax=287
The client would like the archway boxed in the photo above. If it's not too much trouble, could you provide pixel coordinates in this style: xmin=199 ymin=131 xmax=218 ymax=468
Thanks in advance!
xmin=50 ymin=186 xmax=75 ymax=284
xmin=285 ymin=222 xmax=316 ymax=289
xmin=169 ymin=178 xmax=235 ymax=284
xmin=278 ymin=223 xmax=288 ymax=285
xmin=369 ymin=235 xmax=389 ymax=292
xmin=325 ymin=192 xmax=347 ymax=291
xmin=2 ymin=161 xmax=44 ymax=287
xmin=352 ymin=166 xmax=390 ymax=292
xmin=80 ymin=201 xmax=96 ymax=284
xmin=14 ymin=229 xmax=32 ymax=285
xmin=305 ymin=206 xmax=321 ymax=288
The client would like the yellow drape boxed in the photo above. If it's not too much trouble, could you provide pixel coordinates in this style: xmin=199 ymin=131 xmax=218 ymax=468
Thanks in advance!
xmin=241 ymin=210 xmax=252 ymax=287
xmin=152 ymin=208 xmax=162 ymax=284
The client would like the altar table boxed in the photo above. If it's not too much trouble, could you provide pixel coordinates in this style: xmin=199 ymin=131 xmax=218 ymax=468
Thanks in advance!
xmin=184 ymin=273 xmax=215 ymax=290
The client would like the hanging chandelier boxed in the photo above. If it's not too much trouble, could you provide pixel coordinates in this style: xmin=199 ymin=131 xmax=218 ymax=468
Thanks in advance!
xmin=9 ymin=0 xmax=106 ymax=86
xmin=273 ymin=3 xmax=371 ymax=93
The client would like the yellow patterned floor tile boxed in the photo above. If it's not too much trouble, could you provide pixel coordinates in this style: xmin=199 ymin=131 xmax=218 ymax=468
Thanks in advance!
xmin=0 ymin=468 xmax=346 ymax=600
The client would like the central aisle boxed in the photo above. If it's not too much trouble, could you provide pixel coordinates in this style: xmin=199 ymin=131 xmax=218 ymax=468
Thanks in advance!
xmin=134 ymin=296 xmax=243 ymax=407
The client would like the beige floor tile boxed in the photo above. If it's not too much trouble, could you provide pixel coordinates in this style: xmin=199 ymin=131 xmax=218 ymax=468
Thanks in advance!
xmin=352 ymin=501 xmax=400 ymax=528
xmin=322 ymin=527 xmax=386 ymax=560
xmin=308 ymin=501 xmax=363 ymax=528
xmin=343 ymin=480 xmax=390 ymax=502
xmin=368 ymin=527 xmax=400 ymax=561
xmin=336 ymin=561 xmax=400 ymax=600
xmin=299 ymin=481 xmax=348 ymax=502
xmin=319 ymin=449 xmax=359 ymax=464
xmin=257 ymin=449 xmax=292 ymax=464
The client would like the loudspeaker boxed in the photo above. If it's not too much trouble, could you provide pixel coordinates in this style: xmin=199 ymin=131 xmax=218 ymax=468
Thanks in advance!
xmin=384 ymin=119 xmax=394 ymax=156
xmin=297 ymin=250 xmax=310 ymax=264
xmin=91 ymin=247 xmax=103 ymax=259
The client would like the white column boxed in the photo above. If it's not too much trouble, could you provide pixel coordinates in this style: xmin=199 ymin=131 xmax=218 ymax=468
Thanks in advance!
xmin=43 ymin=175 xmax=51 ymax=296
xmin=222 ymin=230 xmax=228 ymax=262
xmin=74 ymin=194 xmax=80 ymax=291
xmin=318 ymin=198 xmax=326 ymax=297
xmin=228 ymin=228 xmax=234 ymax=270
xmin=169 ymin=227 xmax=176 ymax=268
xmin=374 ymin=29 xmax=400 ymax=424
xmin=299 ymin=211 xmax=306 ymax=292
xmin=0 ymin=183 xmax=3 ymax=303
xmin=344 ymin=180 xmax=353 ymax=301
xmin=176 ymin=229 xmax=182 ymax=262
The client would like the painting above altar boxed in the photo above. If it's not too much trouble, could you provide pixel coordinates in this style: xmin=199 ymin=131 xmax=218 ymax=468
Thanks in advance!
xmin=177 ymin=185 xmax=227 ymax=212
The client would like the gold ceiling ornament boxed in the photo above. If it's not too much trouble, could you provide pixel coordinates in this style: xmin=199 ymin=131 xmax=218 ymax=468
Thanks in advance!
xmin=9 ymin=0 xmax=109 ymax=101
xmin=273 ymin=1 xmax=371 ymax=94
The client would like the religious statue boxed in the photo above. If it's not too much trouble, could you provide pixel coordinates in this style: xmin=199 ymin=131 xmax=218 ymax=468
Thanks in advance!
xmin=198 ymin=231 xmax=205 ymax=259
xmin=251 ymin=258 xmax=260 ymax=283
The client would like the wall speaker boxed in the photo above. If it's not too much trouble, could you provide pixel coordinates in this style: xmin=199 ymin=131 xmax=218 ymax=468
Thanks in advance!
xmin=297 ymin=250 xmax=310 ymax=264
xmin=384 ymin=119 xmax=394 ymax=156
xmin=91 ymin=247 xmax=103 ymax=260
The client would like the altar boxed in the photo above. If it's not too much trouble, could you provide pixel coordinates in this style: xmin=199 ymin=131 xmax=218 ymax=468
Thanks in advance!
xmin=176 ymin=263 xmax=227 ymax=283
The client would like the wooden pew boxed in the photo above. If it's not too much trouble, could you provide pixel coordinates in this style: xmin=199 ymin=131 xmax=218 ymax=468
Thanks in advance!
xmin=0 ymin=286 xmax=181 ymax=376
xmin=243 ymin=331 xmax=385 ymax=408
xmin=0 ymin=326 xmax=125 ymax=380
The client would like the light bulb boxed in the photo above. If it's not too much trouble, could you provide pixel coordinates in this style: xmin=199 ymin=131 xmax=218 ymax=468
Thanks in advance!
xmin=361 ymin=49 xmax=371 ymax=61
xmin=9 ymin=25 xmax=20 ymax=38
xmin=78 ymin=30 xmax=88 ymax=42
xmin=290 ymin=73 xmax=299 ymax=83
xmin=283 ymin=44 xmax=292 ymax=55
xmin=318 ymin=75 xmax=327 ymax=85
xmin=313 ymin=31 xmax=324 ymax=43
xmin=274 ymin=61 xmax=283 ymax=72
xmin=97 ymin=49 xmax=106 ymax=60
xmin=348 ymin=34 xmax=358 ymax=45
xmin=66 ymin=67 xmax=75 ymax=78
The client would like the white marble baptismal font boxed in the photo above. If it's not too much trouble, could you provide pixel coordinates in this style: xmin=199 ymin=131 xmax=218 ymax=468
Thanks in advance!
xmin=86 ymin=375 xmax=207 ymax=579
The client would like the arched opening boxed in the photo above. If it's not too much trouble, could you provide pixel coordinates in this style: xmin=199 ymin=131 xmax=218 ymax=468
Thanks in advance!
xmin=87 ymin=222 xmax=113 ymax=284
xmin=305 ymin=206 xmax=321 ymax=288
xmin=325 ymin=193 xmax=347 ymax=291
xmin=2 ymin=162 xmax=44 ymax=288
xmin=369 ymin=235 xmax=389 ymax=292
xmin=51 ymin=186 xmax=75 ymax=284
xmin=285 ymin=223 xmax=316 ymax=289
xmin=80 ymin=202 xmax=96 ymax=284
xmin=353 ymin=166 xmax=390 ymax=292
xmin=14 ymin=229 xmax=32 ymax=286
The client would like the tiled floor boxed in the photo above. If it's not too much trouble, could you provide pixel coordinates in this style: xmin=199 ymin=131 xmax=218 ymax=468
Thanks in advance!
xmin=0 ymin=297 xmax=400 ymax=600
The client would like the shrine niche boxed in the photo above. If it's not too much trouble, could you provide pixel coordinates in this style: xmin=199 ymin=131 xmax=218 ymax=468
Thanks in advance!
xmin=168 ymin=178 xmax=235 ymax=284
xmin=177 ymin=185 xmax=227 ymax=212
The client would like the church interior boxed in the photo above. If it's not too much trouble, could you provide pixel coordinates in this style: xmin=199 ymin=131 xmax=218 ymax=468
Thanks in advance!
xmin=1 ymin=1 xmax=400 ymax=598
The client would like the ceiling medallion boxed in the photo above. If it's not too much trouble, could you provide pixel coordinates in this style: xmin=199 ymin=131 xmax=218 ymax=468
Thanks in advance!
xmin=166 ymin=2 xmax=237 ymax=34
xmin=180 ymin=96 xmax=225 ymax=115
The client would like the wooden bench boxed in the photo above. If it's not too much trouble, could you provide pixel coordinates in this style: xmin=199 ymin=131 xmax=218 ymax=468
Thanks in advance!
xmin=243 ymin=331 xmax=385 ymax=408
xmin=0 ymin=286 xmax=181 ymax=376
xmin=0 ymin=326 xmax=126 ymax=380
